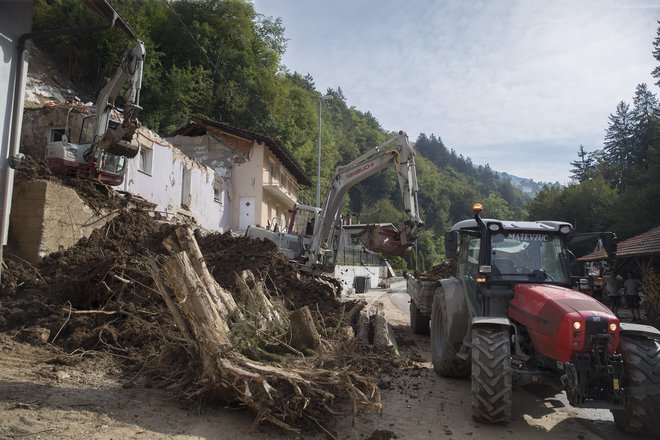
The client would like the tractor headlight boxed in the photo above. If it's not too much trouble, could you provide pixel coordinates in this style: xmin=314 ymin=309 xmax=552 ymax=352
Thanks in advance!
xmin=560 ymin=225 xmax=572 ymax=234
xmin=488 ymin=223 xmax=501 ymax=232
xmin=609 ymin=323 xmax=617 ymax=332
xmin=573 ymin=321 xmax=581 ymax=330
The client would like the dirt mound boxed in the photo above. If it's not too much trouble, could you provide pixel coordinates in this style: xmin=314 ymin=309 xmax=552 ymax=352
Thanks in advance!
xmin=0 ymin=208 xmax=364 ymax=368
xmin=16 ymin=154 xmax=128 ymax=213
xmin=197 ymin=232 xmax=341 ymax=325
xmin=0 ymin=173 xmax=394 ymax=432
xmin=414 ymin=261 xmax=456 ymax=280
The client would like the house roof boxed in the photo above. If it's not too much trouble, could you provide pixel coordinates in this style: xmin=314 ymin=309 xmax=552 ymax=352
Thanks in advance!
xmin=171 ymin=116 xmax=312 ymax=187
xmin=578 ymin=225 xmax=660 ymax=262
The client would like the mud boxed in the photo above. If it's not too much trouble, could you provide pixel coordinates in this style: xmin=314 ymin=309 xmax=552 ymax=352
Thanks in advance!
xmin=414 ymin=261 xmax=457 ymax=280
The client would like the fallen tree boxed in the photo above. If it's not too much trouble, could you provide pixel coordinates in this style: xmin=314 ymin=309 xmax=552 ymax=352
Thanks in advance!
xmin=148 ymin=226 xmax=382 ymax=434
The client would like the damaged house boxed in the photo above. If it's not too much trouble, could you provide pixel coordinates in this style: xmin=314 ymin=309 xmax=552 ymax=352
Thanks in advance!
xmin=168 ymin=116 xmax=312 ymax=232
xmin=10 ymin=88 xmax=313 ymax=264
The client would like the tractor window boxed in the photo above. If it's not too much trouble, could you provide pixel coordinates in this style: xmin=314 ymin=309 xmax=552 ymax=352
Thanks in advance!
xmin=490 ymin=232 xmax=568 ymax=283
xmin=457 ymin=233 xmax=481 ymax=279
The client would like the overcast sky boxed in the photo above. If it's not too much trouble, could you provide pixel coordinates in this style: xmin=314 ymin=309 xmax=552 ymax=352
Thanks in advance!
xmin=252 ymin=0 xmax=659 ymax=183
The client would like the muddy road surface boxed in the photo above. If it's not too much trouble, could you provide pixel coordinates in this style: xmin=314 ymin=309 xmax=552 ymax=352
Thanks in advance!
xmin=0 ymin=280 xmax=648 ymax=439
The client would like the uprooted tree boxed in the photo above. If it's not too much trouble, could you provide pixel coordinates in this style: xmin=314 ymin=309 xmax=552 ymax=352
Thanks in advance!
xmin=147 ymin=226 xmax=382 ymax=433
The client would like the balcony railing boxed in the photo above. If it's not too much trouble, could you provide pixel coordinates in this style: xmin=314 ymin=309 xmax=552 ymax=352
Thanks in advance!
xmin=263 ymin=169 xmax=299 ymax=203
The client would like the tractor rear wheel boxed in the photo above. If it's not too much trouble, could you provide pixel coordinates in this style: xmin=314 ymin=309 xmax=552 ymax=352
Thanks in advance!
xmin=471 ymin=326 xmax=512 ymax=423
xmin=410 ymin=300 xmax=430 ymax=334
xmin=431 ymin=292 xmax=469 ymax=377
xmin=611 ymin=334 xmax=660 ymax=436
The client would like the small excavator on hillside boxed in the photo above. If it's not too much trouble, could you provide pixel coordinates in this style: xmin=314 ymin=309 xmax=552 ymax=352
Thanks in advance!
xmin=247 ymin=131 xmax=424 ymax=274
xmin=45 ymin=40 xmax=145 ymax=186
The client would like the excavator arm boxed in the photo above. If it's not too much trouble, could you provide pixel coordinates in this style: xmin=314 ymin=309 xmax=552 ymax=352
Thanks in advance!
xmin=305 ymin=131 xmax=423 ymax=270
xmin=89 ymin=40 xmax=145 ymax=164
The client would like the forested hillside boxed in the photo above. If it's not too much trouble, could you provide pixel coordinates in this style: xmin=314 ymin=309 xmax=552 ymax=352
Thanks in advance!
xmin=30 ymin=0 xmax=568 ymax=269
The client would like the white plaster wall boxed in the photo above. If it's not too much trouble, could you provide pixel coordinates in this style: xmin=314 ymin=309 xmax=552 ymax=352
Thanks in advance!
xmin=123 ymin=129 xmax=230 ymax=232
xmin=232 ymin=142 xmax=263 ymax=230
xmin=334 ymin=265 xmax=381 ymax=293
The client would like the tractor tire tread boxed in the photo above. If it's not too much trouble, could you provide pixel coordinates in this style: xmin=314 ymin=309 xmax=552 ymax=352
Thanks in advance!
xmin=471 ymin=326 xmax=512 ymax=424
xmin=612 ymin=335 xmax=660 ymax=436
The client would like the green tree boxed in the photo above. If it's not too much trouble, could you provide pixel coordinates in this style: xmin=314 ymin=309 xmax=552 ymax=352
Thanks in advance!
xmin=603 ymin=101 xmax=634 ymax=187
xmin=653 ymin=21 xmax=660 ymax=86
xmin=631 ymin=83 xmax=659 ymax=166
xmin=482 ymin=193 xmax=515 ymax=219
xmin=569 ymin=145 xmax=595 ymax=183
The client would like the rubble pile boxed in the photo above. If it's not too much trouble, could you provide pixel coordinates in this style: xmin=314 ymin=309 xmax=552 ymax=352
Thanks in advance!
xmin=16 ymin=154 xmax=130 ymax=213
xmin=0 ymin=179 xmax=395 ymax=432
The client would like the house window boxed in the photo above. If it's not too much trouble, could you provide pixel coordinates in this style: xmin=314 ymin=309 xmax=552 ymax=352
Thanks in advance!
xmin=213 ymin=177 xmax=223 ymax=203
xmin=47 ymin=127 xmax=65 ymax=143
xmin=138 ymin=146 xmax=153 ymax=175
xmin=181 ymin=167 xmax=192 ymax=208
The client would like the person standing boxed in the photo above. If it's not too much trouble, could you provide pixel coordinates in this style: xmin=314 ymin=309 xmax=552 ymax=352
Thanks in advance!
xmin=624 ymin=271 xmax=643 ymax=321
xmin=604 ymin=270 xmax=622 ymax=317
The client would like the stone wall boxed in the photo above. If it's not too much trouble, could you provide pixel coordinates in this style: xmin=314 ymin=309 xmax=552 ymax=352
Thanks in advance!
xmin=8 ymin=179 xmax=113 ymax=264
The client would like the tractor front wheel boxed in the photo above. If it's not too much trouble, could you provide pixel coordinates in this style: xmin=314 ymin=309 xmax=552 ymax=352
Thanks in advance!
xmin=471 ymin=326 xmax=512 ymax=423
xmin=611 ymin=334 xmax=660 ymax=436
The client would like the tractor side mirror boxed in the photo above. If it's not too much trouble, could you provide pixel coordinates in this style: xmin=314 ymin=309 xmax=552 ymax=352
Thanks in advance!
xmin=445 ymin=231 xmax=458 ymax=259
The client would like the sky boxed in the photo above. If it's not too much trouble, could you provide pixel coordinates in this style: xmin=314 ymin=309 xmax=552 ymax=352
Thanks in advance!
xmin=252 ymin=0 xmax=659 ymax=183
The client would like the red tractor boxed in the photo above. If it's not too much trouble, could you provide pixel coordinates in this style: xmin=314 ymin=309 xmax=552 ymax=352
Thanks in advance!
xmin=423 ymin=204 xmax=659 ymax=435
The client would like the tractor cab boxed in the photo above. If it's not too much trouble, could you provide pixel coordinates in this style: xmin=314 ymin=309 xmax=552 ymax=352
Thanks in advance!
xmin=446 ymin=204 xmax=575 ymax=317
xmin=444 ymin=203 xmax=617 ymax=317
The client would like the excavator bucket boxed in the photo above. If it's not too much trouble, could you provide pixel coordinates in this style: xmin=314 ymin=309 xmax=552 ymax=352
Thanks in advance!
xmin=99 ymin=124 xmax=140 ymax=158
xmin=357 ymin=224 xmax=413 ymax=256
xmin=106 ymin=139 xmax=139 ymax=158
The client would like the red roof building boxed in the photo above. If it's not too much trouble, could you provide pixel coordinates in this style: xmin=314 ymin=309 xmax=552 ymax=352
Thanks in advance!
xmin=578 ymin=226 xmax=660 ymax=263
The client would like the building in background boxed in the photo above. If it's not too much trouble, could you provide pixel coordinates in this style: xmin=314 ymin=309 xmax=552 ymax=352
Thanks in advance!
xmin=169 ymin=116 xmax=312 ymax=232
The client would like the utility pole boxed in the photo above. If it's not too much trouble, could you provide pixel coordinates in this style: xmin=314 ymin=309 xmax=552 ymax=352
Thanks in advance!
xmin=316 ymin=94 xmax=332 ymax=208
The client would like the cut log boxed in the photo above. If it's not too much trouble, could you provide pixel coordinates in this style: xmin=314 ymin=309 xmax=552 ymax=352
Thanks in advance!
xmin=146 ymin=259 xmax=196 ymax=345
xmin=356 ymin=308 xmax=371 ymax=343
xmin=288 ymin=306 xmax=321 ymax=352
xmin=163 ymin=227 xmax=239 ymax=320
xmin=372 ymin=302 xmax=399 ymax=356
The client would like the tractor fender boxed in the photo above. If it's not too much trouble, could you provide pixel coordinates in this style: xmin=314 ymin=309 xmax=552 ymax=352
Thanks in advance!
xmin=619 ymin=322 xmax=660 ymax=339
xmin=472 ymin=316 xmax=512 ymax=329
xmin=431 ymin=278 xmax=471 ymax=376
